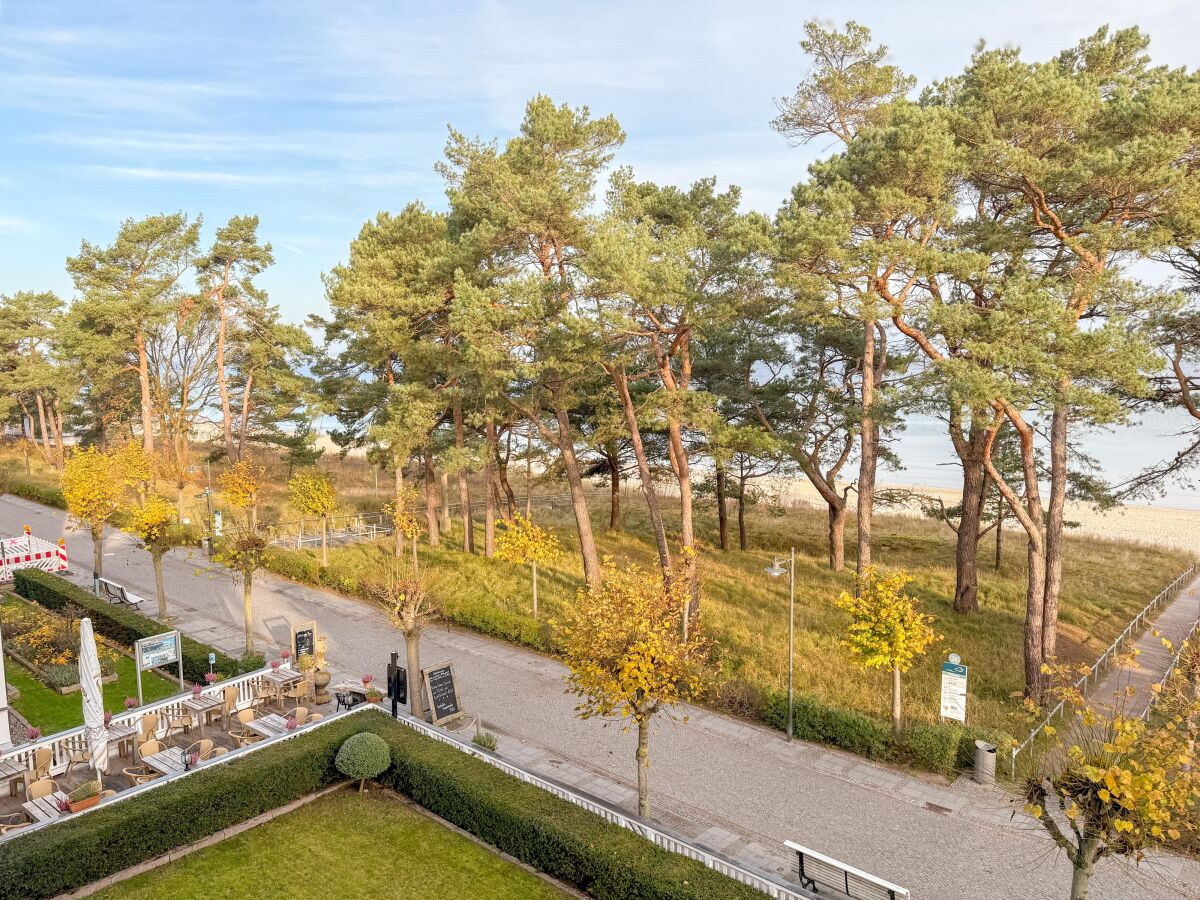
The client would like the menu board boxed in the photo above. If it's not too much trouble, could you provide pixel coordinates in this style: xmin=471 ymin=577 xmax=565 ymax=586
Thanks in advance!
xmin=137 ymin=632 xmax=179 ymax=670
xmin=292 ymin=621 xmax=316 ymax=661
xmin=422 ymin=662 xmax=462 ymax=726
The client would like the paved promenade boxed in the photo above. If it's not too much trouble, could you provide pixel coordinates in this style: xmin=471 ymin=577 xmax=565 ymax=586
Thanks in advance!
xmin=2 ymin=494 xmax=1198 ymax=899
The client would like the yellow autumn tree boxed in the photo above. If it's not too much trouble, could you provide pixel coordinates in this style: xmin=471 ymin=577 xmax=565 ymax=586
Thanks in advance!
xmin=383 ymin=485 xmax=423 ymax=577
xmin=213 ymin=519 xmax=270 ymax=655
xmin=287 ymin=468 xmax=337 ymax=565
xmin=494 ymin=513 xmax=562 ymax=620
xmin=1025 ymin=652 xmax=1200 ymax=900
xmin=218 ymin=457 xmax=267 ymax=531
xmin=61 ymin=445 xmax=126 ymax=578
xmin=560 ymin=558 xmax=713 ymax=817
xmin=127 ymin=493 xmax=184 ymax=620
xmin=835 ymin=567 xmax=939 ymax=737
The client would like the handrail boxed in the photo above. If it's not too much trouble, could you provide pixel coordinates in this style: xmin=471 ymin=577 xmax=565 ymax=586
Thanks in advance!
xmin=392 ymin=710 xmax=814 ymax=900
xmin=0 ymin=663 xmax=286 ymax=777
xmin=1143 ymin=611 xmax=1200 ymax=721
xmin=1010 ymin=564 xmax=1196 ymax=779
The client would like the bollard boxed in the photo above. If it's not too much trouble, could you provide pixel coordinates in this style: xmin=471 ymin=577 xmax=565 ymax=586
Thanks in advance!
xmin=973 ymin=740 xmax=997 ymax=785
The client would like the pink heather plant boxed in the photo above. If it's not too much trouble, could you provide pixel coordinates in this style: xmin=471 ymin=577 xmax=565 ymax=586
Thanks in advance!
xmin=204 ymin=672 xmax=218 ymax=684
xmin=192 ymin=685 xmax=202 ymax=697
xmin=124 ymin=697 xmax=138 ymax=709
xmin=286 ymin=718 xmax=299 ymax=731
xmin=281 ymin=649 xmax=291 ymax=660
xmin=361 ymin=674 xmax=374 ymax=685
xmin=104 ymin=712 xmax=113 ymax=727
xmin=26 ymin=727 xmax=41 ymax=741
xmin=271 ymin=659 xmax=282 ymax=670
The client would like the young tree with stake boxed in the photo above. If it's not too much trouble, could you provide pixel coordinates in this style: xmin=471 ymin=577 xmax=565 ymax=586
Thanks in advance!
xmin=214 ymin=520 xmax=269 ymax=656
xmin=494 ymin=513 xmax=561 ymax=620
xmin=363 ymin=560 xmax=440 ymax=722
xmin=835 ymin=567 xmax=939 ymax=737
xmin=128 ymin=493 xmax=185 ymax=621
xmin=287 ymin=468 xmax=337 ymax=565
xmin=561 ymin=558 xmax=713 ymax=817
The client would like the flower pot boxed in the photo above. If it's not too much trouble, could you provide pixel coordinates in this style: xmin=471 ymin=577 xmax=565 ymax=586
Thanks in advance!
xmin=68 ymin=794 xmax=100 ymax=813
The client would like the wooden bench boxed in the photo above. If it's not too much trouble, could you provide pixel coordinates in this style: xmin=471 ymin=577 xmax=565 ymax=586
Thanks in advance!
xmin=97 ymin=577 xmax=145 ymax=609
xmin=784 ymin=841 xmax=909 ymax=899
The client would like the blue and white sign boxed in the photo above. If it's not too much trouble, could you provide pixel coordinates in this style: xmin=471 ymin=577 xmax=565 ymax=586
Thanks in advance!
xmin=940 ymin=659 xmax=968 ymax=722
xmin=137 ymin=632 xmax=179 ymax=670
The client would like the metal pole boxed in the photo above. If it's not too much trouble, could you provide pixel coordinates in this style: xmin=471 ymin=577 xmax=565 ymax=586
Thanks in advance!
xmin=788 ymin=546 xmax=795 ymax=743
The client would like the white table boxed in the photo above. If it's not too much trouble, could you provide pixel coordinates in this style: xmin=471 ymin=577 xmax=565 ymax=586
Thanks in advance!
xmin=142 ymin=747 xmax=207 ymax=777
xmin=182 ymin=694 xmax=224 ymax=737
xmin=244 ymin=713 xmax=292 ymax=739
xmin=0 ymin=759 xmax=27 ymax=798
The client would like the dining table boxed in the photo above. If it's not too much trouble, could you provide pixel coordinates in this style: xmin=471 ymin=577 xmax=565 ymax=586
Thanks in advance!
xmin=261 ymin=669 xmax=303 ymax=709
xmin=182 ymin=693 xmax=224 ymax=737
xmin=0 ymin=758 xmax=27 ymax=798
xmin=106 ymin=722 xmax=138 ymax=759
xmin=22 ymin=790 xmax=70 ymax=823
xmin=243 ymin=713 xmax=292 ymax=739
xmin=142 ymin=747 xmax=207 ymax=777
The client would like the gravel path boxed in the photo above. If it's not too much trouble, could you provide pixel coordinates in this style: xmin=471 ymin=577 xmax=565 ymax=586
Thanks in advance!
xmin=3 ymin=494 xmax=1197 ymax=900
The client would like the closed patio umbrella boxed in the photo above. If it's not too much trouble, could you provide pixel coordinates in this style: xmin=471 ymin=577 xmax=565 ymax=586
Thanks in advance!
xmin=79 ymin=617 xmax=109 ymax=781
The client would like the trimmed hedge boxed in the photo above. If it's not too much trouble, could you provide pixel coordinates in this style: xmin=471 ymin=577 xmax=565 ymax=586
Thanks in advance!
xmin=0 ymin=710 xmax=765 ymax=900
xmin=12 ymin=570 xmax=264 ymax=683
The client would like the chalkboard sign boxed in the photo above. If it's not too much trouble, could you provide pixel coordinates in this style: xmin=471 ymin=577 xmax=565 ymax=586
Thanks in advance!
xmin=421 ymin=662 xmax=462 ymax=726
xmin=292 ymin=620 xmax=316 ymax=662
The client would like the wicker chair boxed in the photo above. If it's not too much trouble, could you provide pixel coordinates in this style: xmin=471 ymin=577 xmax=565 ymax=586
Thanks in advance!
xmin=214 ymin=686 xmax=240 ymax=728
xmin=26 ymin=778 xmax=58 ymax=802
xmin=30 ymin=747 xmax=53 ymax=781
xmin=252 ymin=683 xmax=277 ymax=710
xmin=211 ymin=747 xmax=230 ymax=758
xmin=287 ymin=706 xmax=309 ymax=724
xmin=137 ymin=739 xmax=164 ymax=759
xmin=230 ymin=710 xmax=261 ymax=748
xmin=301 ymin=713 xmax=323 ymax=725
xmin=66 ymin=746 xmax=93 ymax=775
xmin=121 ymin=764 xmax=159 ymax=786
xmin=183 ymin=739 xmax=215 ymax=760
xmin=0 ymin=813 xmax=29 ymax=835
xmin=281 ymin=679 xmax=311 ymax=707
xmin=164 ymin=711 xmax=192 ymax=744
xmin=137 ymin=713 xmax=160 ymax=744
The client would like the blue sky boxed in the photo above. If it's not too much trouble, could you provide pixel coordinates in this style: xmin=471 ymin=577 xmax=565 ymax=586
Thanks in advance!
xmin=2 ymin=0 xmax=1199 ymax=501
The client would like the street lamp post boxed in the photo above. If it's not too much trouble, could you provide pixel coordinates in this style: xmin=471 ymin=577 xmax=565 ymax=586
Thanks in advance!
xmin=766 ymin=547 xmax=796 ymax=742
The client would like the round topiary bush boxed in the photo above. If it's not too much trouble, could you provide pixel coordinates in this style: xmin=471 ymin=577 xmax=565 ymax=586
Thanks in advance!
xmin=335 ymin=732 xmax=391 ymax=792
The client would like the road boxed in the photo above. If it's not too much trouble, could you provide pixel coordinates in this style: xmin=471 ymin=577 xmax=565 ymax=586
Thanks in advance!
xmin=2 ymin=494 xmax=1197 ymax=900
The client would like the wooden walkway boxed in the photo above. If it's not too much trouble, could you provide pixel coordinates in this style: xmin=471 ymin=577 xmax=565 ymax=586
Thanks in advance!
xmin=1092 ymin=573 xmax=1200 ymax=718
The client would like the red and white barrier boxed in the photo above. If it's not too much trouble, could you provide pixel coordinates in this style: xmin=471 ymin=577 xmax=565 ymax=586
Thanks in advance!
xmin=0 ymin=525 xmax=69 ymax=582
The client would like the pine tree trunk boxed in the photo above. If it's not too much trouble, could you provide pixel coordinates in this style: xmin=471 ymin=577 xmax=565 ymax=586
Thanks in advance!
xmin=321 ymin=516 xmax=329 ymax=566
xmin=994 ymin=498 xmax=1003 ymax=570
xmin=496 ymin=432 xmax=517 ymax=520
xmin=454 ymin=401 xmax=474 ymax=553
xmin=715 ymin=463 xmax=729 ymax=551
xmin=92 ymin=524 xmax=104 ymax=580
xmin=135 ymin=329 xmax=155 ymax=456
xmin=827 ymin=503 xmax=847 ymax=572
xmin=243 ymin=575 xmax=254 ymax=655
xmin=856 ymin=319 xmax=877 ymax=577
xmin=953 ymin=449 xmax=987 ymax=614
xmin=553 ymin=402 xmax=601 ymax=590
xmin=1043 ymin=402 xmax=1068 ymax=663
xmin=394 ymin=462 xmax=405 ymax=559
xmin=484 ymin=418 xmax=497 ymax=558
xmin=423 ymin=448 xmax=440 ymax=548
xmin=607 ymin=451 xmax=622 ymax=531
xmin=737 ymin=481 xmax=748 ymax=551
xmin=608 ymin=367 xmax=670 ymax=576
xmin=891 ymin=664 xmax=902 ymax=738
xmin=636 ymin=717 xmax=651 ymax=818
xmin=153 ymin=552 xmax=167 ymax=620
xmin=33 ymin=393 xmax=54 ymax=465
xmin=405 ymin=628 xmax=425 ymax=721
xmin=238 ymin=375 xmax=253 ymax=461
xmin=214 ymin=281 xmax=238 ymax=463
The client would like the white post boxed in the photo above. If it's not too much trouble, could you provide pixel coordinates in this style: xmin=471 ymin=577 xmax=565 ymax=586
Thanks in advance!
xmin=0 ymin=624 xmax=12 ymax=750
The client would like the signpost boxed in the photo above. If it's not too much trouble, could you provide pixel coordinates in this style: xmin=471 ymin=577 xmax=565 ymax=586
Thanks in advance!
xmin=291 ymin=621 xmax=316 ymax=662
xmin=421 ymin=661 xmax=462 ymax=726
xmin=386 ymin=651 xmax=407 ymax=718
xmin=939 ymin=653 xmax=968 ymax=723
xmin=135 ymin=630 xmax=184 ymax=705
xmin=0 ymin=623 xmax=11 ymax=749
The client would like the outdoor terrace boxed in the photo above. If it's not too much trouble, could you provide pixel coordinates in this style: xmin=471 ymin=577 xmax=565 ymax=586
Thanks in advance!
xmin=0 ymin=663 xmax=364 ymax=838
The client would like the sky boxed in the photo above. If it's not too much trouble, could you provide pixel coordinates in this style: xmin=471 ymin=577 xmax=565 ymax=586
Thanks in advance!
xmin=2 ymin=0 xmax=1199 ymax=504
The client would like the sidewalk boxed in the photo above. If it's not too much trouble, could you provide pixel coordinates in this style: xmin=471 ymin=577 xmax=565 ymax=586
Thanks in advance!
xmin=3 ymin=494 xmax=1197 ymax=900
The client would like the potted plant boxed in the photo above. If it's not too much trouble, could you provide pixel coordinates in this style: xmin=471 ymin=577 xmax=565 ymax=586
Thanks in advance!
xmin=25 ymin=727 xmax=41 ymax=743
xmin=271 ymin=659 xmax=282 ymax=671
xmin=191 ymin=684 xmax=203 ymax=698
xmin=67 ymin=780 xmax=101 ymax=813
xmin=103 ymin=711 xmax=113 ymax=727
xmin=123 ymin=697 xmax=138 ymax=711
xmin=204 ymin=672 xmax=218 ymax=685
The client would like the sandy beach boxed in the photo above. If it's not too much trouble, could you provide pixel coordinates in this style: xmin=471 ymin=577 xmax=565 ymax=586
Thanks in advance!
xmin=767 ymin=479 xmax=1200 ymax=557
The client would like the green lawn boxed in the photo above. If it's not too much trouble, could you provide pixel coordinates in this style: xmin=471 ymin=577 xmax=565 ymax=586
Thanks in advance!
xmin=91 ymin=789 xmax=568 ymax=900
xmin=3 ymin=604 xmax=179 ymax=734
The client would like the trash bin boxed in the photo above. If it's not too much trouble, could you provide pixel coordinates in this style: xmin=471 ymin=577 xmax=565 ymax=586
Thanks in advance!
xmin=973 ymin=740 xmax=996 ymax=785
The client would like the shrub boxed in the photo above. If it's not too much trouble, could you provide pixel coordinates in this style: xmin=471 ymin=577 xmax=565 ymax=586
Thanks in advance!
xmin=764 ymin=690 xmax=895 ymax=760
xmin=471 ymin=730 xmax=498 ymax=751
xmin=0 ymin=710 xmax=765 ymax=900
xmin=335 ymin=732 xmax=391 ymax=790
xmin=12 ymin=570 xmax=264 ymax=682
xmin=262 ymin=546 xmax=322 ymax=584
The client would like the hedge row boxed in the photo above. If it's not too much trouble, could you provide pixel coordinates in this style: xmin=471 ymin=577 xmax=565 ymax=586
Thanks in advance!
xmin=0 ymin=477 xmax=66 ymax=509
xmin=762 ymin=690 xmax=1011 ymax=776
xmin=0 ymin=710 xmax=765 ymax=900
xmin=12 ymin=570 xmax=264 ymax=682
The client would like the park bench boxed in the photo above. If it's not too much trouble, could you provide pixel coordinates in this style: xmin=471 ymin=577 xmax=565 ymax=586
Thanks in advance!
xmin=96 ymin=577 xmax=145 ymax=609
xmin=785 ymin=841 xmax=909 ymax=900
